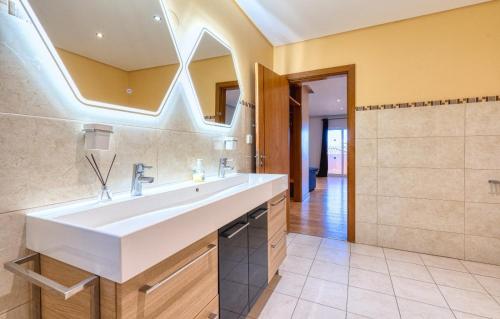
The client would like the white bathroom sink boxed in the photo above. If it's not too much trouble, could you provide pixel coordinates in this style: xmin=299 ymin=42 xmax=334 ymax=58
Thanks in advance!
xmin=26 ymin=173 xmax=288 ymax=283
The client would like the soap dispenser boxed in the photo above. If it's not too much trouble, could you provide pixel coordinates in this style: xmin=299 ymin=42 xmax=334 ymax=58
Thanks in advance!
xmin=193 ymin=159 xmax=205 ymax=182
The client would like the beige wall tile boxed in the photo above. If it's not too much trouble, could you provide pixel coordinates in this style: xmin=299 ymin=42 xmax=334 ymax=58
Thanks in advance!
xmin=378 ymin=225 xmax=464 ymax=259
xmin=378 ymin=168 xmax=464 ymax=201
xmin=465 ymin=235 xmax=500 ymax=265
xmin=157 ymin=131 xmax=223 ymax=184
xmin=0 ymin=212 xmax=30 ymax=314
xmin=378 ymin=196 xmax=464 ymax=233
xmin=356 ymin=195 xmax=377 ymax=223
xmin=378 ymin=137 xmax=464 ymax=169
xmin=465 ymin=202 xmax=500 ymax=238
xmin=356 ymin=166 xmax=377 ymax=195
xmin=355 ymin=110 xmax=377 ymax=139
xmin=465 ymin=136 xmax=500 ymax=170
xmin=355 ymin=222 xmax=378 ymax=245
xmin=355 ymin=139 xmax=377 ymax=167
xmin=378 ymin=105 xmax=464 ymax=138
xmin=466 ymin=101 xmax=500 ymax=136
xmin=465 ymin=169 xmax=500 ymax=204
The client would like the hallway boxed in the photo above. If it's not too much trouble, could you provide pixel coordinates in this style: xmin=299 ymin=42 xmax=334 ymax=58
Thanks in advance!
xmin=289 ymin=176 xmax=347 ymax=240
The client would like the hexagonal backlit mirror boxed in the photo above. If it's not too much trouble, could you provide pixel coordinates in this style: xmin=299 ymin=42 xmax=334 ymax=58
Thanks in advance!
xmin=188 ymin=30 xmax=241 ymax=126
xmin=23 ymin=0 xmax=181 ymax=115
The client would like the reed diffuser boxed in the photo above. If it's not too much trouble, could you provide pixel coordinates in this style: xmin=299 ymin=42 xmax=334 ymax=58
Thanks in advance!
xmin=85 ymin=153 xmax=116 ymax=202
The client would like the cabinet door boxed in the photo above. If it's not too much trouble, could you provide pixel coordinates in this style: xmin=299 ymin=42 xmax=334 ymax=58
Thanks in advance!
xmin=219 ymin=215 xmax=250 ymax=318
xmin=248 ymin=207 xmax=268 ymax=309
xmin=116 ymin=232 xmax=218 ymax=319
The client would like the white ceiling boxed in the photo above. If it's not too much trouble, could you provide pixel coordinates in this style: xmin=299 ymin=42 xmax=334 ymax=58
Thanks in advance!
xmin=305 ymin=75 xmax=347 ymax=117
xmin=235 ymin=0 xmax=490 ymax=46
xmin=28 ymin=0 xmax=179 ymax=71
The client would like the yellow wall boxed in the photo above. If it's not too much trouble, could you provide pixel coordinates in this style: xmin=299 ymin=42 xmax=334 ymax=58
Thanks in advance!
xmin=189 ymin=55 xmax=238 ymax=116
xmin=128 ymin=65 xmax=179 ymax=111
xmin=57 ymin=48 xmax=129 ymax=106
xmin=56 ymin=48 xmax=179 ymax=111
xmin=274 ymin=1 xmax=500 ymax=106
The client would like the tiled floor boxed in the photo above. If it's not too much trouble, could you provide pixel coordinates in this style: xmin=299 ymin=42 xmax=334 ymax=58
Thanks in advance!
xmin=290 ymin=177 xmax=347 ymax=240
xmin=249 ymin=233 xmax=500 ymax=319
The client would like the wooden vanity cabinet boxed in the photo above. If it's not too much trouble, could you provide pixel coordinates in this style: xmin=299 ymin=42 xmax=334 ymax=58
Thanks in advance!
xmin=40 ymin=232 xmax=219 ymax=319
xmin=38 ymin=192 xmax=289 ymax=319
xmin=267 ymin=192 xmax=287 ymax=282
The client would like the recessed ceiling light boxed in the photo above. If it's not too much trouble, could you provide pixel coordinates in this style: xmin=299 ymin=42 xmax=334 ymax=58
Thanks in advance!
xmin=153 ymin=15 xmax=162 ymax=22
xmin=336 ymin=99 xmax=341 ymax=103
xmin=96 ymin=32 xmax=104 ymax=39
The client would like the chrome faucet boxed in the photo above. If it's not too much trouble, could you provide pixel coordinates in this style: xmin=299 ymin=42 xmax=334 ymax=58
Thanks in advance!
xmin=218 ymin=157 xmax=234 ymax=178
xmin=131 ymin=163 xmax=154 ymax=196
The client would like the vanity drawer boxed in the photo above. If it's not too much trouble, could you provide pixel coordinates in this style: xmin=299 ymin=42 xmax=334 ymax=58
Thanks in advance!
xmin=116 ymin=232 xmax=218 ymax=319
xmin=268 ymin=225 xmax=287 ymax=282
xmin=268 ymin=193 xmax=287 ymax=239
xmin=194 ymin=295 xmax=219 ymax=319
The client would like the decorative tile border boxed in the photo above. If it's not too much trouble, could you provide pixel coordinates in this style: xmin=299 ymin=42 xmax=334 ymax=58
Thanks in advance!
xmin=355 ymin=95 xmax=500 ymax=111
xmin=240 ymin=99 xmax=255 ymax=109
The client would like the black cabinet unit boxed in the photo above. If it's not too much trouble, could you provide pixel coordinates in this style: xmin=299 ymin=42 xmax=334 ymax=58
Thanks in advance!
xmin=218 ymin=204 xmax=268 ymax=319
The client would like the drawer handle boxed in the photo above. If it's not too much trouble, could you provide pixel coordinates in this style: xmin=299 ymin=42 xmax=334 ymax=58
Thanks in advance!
xmin=270 ymin=196 xmax=286 ymax=206
xmin=208 ymin=314 xmax=218 ymax=319
xmin=271 ymin=233 xmax=286 ymax=249
xmin=249 ymin=209 xmax=267 ymax=220
xmin=222 ymin=222 xmax=250 ymax=239
xmin=140 ymin=244 xmax=217 ymax=295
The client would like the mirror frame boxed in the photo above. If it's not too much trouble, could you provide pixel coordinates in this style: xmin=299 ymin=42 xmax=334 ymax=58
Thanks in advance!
xmin=19 ymin=0 xmax=183 ymax=116
xmin=186 ymin=28 xmax=243 ymax=128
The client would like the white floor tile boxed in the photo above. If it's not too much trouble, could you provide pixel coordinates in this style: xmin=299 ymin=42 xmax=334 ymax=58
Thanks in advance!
xmin=347 ymin=287 xmax=400 ymax=319
xmin=350 ymin=253 xmax=389 ymax=274
xmin=349 ymin=268 xmax=394 ymax=295
xmin=351 ymin=243 xmax=385 ymax=258
xmin=300 ymin=277 xmax=348 ymax=310
xmin=346 ymin=313 xmax=371 ymax=319
xmin=462 ymin=261 xmax=500 ymax=279
xmin=320 ymin=238 xmax=350 ymax=252
xmin=287 ymin=242 xmax=319 ymax=260
xmin=292 ymin=300 xmax=346 ymax=319
xmin=440 ymin=285 xmax=500 ymax=318
xmin=387 ymin=259 xmax=434 ymax=283
xmin=273 ymin=271 xmax=307 ymax=298
xmin=279 ymin=255 xmax=313 ymax=276
xmin=392 ymin=276 xmax=448 ymax=307
xmin=398 ymin=298 xmax=455 ymax=319
xmin=315 ymin=246 xmax=350 ymax=266
xmin=287 ymin=232 xmax=298 ymax=245
xmin=453 ymin=311 xmax=490 ymax=319
xmin=421 ymin=254 xmax=468 ymax=272
xmin=257 ymin=292 xmax=298 ymax=319
xmin=308 ymin=260 xmax=349 ymax=284
xmin=384 ymin=248 xmax=424 ymax=265
xmin=429 ymin=267 xmax=485 ymax=293
xmin=292 ymin=234 xmax=322 ymax=247
xmin=475 ymin=275 xmax=500 ymax=297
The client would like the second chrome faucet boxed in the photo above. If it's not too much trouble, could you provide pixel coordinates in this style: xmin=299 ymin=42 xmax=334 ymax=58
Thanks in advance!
xmin=131 ymin=163 xmax=154 ymax=196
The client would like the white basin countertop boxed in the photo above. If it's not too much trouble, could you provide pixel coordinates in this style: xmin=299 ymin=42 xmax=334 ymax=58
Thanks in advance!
xmin=26 ymin=173 xmax=288 ymax=283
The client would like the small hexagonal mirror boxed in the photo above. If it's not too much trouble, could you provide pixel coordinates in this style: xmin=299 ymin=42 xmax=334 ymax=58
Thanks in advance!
xmin=23 ymin=0 xmax=181 ymax=115
xmin=188 ymin=30 xmax=241 ymax=126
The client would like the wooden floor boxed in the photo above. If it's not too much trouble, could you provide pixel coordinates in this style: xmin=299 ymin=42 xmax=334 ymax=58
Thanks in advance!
xmin=289 ymin=176 xmax=347 ymax=240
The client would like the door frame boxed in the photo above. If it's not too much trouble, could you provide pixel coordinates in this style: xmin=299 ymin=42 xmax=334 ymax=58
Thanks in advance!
xmin=286 ymin=64 xmax=356 ymax=242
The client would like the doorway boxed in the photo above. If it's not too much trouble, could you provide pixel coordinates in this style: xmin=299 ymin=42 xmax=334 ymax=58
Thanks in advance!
xmin=287 ymin=65 xmax=355 ymax=242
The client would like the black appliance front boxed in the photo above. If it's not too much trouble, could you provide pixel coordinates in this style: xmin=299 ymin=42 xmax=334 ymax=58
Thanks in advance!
xmin=248 ymin=206 xmax=268 ymax=309
xmin=219 ymin=214 xmax=250 ymax=319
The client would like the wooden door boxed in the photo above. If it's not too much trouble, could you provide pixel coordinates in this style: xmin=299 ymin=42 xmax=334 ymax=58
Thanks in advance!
xmin=255 ymin=63 xmax=289 ymax=174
